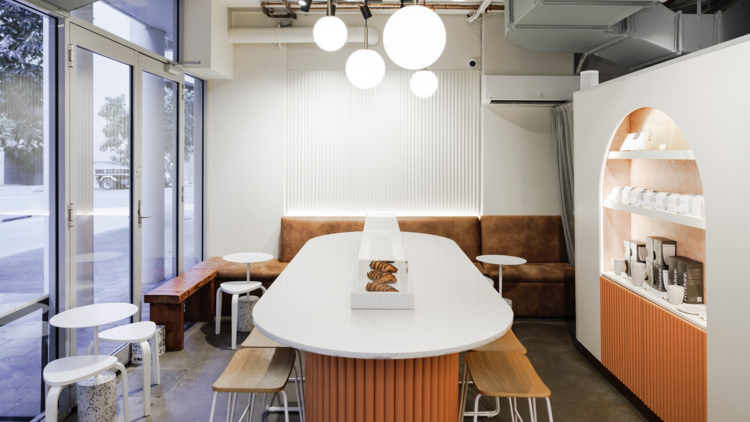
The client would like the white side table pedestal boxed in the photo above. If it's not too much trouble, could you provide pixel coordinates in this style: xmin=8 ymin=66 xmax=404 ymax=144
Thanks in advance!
xmin=476 ymin=255 xmax=527 ymax=296
xmin=238 ymin=295 xmax=259 ymax=332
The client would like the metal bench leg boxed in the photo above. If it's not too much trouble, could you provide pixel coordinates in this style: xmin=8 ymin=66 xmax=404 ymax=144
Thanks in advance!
xmin=228 ymin=392 xmax=237 ymax=422
xmin=280 ymin=390 xmax=290 ymax=422
xmin=209 ymin=391 xmax=219 ymax=422
xmin=473 ymin=393 xmax=482 ymax=422
xmin=546 ymin=397 xmax=553 ymax=422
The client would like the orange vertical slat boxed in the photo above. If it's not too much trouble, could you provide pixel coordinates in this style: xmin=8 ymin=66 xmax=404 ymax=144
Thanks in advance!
xmin=375 ymin=360 xmax=385 ymax=422
xmin=338 ymin=357 xmax=346 ymax=422
xmin=414 ymin=359 xmax=423 ymax=422
xmin=395 ymin=359 xmax=405 ymax=422
xmin=365 ymin=359 xmax=375 ymax=422
xmin=422 ymin=357 xmax=431 ymax=422
xmin=356 ymin=358 xmax=366 ymax=422
xmin=385 ymin=360 xmax=395 ymax=422
xmin=347 ymin=358 xmax=356 ymax=422
xmin=405 ymin=359 xmax=414 ymax=422
xmin=438 ymin=356 xmax=446 ymax=422
xmin=329 ymin=355 xmax=336 ymax=422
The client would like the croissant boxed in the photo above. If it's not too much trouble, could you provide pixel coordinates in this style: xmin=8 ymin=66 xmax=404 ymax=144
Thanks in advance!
xmin=370 ymin=261 xmax=398 ymax=273
xmin=366 ymin=281 xmax=398 ymax=292
xmin=367 ymin=270 xmax=397 ymax=284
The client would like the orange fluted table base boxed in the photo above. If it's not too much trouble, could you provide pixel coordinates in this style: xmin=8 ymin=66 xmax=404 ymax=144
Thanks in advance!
xmin=305 ymin=352 xmax=459 ymax=422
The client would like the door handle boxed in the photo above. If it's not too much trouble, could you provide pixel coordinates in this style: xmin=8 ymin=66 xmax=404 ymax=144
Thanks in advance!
xmin=137 ymin=200 xmax=152 ymax=225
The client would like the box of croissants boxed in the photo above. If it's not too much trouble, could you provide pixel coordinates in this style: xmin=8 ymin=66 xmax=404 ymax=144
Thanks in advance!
xmin=352 ymin=214 xmax=415 ymax=310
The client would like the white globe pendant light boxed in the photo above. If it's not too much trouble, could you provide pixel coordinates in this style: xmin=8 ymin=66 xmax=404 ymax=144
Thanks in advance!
xmin=313 ymin=0 xmax=347 ymax=52
xmin=346 ymin=50 xmax=385 ymax=90
xmin=346 ymin=23 xmax=385 ymax=89
xmin=383 ymin=2 xmax=446 ymax=70
xmin=410 ymin=70 xmax=438 ymax=98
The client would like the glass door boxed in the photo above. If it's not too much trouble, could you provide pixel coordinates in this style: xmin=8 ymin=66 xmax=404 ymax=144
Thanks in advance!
xmin=136 ymin=56 xmax=183 ymax=321
xmin=68 ymin=24 xmax=137 ymax=358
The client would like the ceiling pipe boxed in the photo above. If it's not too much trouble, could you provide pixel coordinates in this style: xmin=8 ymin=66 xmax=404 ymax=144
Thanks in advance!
xmin=261 ymin=1 xmax=505 ymax=12
xmin=228 ymin=26 xmax=381 ymax=44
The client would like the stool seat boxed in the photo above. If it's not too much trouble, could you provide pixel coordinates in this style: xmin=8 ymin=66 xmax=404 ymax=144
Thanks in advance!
xmin=99 ymin=321 xmax=156 ymax=343
xmin=470 ymin=329 xmax=527 ymax=354
xmin=43 ymin=355 xmax=117 ymax=387
xmin=241 ymin=329 xmax=287 ymax=348
xmin=220 ymin=281 xmax=264 ymax=295
xmin=213 ymin=348 xmax=296 ymax=393
xmin=466 ymin=352 xmax=551 ymax=399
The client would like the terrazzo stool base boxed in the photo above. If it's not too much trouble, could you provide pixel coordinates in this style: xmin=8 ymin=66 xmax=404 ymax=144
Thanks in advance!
xmin=76 ymin=371 xmax=117 ymax=422
xmin=237 ymin=295 xmax=259 ymax=332
xmin=131 ymin=325 xmax=166 ymax=364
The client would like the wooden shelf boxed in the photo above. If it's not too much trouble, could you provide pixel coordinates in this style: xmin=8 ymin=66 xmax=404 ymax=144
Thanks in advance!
xmin=607 ymin=150 xmax=695 ymax=160
xmin=603 ymin=200 xmax=706 ymax=229
xmin=602 ymin=272 xmax=706 ymax=330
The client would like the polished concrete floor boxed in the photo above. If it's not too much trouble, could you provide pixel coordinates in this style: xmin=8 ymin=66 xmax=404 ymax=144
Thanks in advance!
xmin=69 ymin=318 xmax=649 ymax=422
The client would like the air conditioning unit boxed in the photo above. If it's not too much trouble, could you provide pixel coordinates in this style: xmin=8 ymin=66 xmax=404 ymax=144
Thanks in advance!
xmin=482 ymin=75 xmax=581 ymax=105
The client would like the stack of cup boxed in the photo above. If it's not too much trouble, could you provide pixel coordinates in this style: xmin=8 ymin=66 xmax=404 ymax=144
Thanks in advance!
xmin=630 ymin=262 xmax=646 ymax=287
xmin=612 ymin=258 xmax=627 ymax=278
xmin=667 ymin=285 xmax=685 ymax=305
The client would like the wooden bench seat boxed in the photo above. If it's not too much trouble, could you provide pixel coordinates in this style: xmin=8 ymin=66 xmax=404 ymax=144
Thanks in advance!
xmin=145 ymin=268 xmax=218 ymax=351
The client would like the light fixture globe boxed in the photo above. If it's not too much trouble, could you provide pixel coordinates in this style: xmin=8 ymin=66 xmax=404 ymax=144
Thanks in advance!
xmin=346 ymin=49 xmax=385 ymax=89
xmin=410 ymin=70 xmax=438 ymax=98
xmin=313 ymin=16 xmax=348 ymax=51
xmin=383 ymin=6 xmax=446 ymax=70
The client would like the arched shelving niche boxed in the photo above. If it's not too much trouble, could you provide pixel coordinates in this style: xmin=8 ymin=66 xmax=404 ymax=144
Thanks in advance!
xmin=600 ymin=107 xmax=706 ymax=329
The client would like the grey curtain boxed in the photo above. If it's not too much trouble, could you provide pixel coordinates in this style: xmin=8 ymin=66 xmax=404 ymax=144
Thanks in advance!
xmin=551 ymin=102 xmax=575 ymax=265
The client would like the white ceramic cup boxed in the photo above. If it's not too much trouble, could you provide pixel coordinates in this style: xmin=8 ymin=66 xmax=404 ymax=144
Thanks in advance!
xmin=630 ymin=262 xmax=646 ymax=287
xmin=612 ymin=258 xmax=627 ymax=277
xmin=667 ymin=285 xmax=685 ymax=305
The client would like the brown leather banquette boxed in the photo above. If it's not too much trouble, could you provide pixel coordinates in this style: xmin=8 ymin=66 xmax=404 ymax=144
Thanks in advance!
xmin=480 ymin=216 xmax=575 ymax=317
xmin=195 ymin=215 xmax=574 ymax=317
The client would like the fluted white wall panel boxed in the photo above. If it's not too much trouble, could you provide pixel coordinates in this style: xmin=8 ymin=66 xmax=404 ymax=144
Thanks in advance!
xmin=286 ymin=70 xmax=481 ymax=216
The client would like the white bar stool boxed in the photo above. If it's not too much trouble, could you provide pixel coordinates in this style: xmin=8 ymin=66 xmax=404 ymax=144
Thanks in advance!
xmin=86 ymin=321 xmax=160 ymax=416
xmin=216 ymin=281 xmax=266 ymax=349
xmin=44 ymin=355 xmax=130 ymax=422
xmin=218 ymin=253 xmax=274 ymax=350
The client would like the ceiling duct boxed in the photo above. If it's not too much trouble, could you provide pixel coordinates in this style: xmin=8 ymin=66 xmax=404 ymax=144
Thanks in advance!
xmin=504 ymin=0 xmax=726 ymax=70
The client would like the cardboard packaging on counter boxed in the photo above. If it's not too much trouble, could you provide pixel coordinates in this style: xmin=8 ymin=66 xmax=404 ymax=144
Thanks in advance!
xmin=624 ymin=239 xmax=646 ymax=278
xmin=646 ymin=237 xmax=676 ymax=292
xmin=668 ymin=256 xmax=705 ymax=304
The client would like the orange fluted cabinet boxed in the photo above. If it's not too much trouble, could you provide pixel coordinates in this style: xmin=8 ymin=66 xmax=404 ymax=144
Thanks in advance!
xmin=601 ymin=277 xmax=706 ymax=422
xmin=305 ymin=352 xmax=459 ymax=422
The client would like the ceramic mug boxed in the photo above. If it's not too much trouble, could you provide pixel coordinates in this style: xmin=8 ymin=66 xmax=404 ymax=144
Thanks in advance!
xmin=630 ymin=262 xmax=646 ymax=287
xmin=667 ymin=285 xmax=685 ymax=305
xmin=612 ymin=258 xmax=627 ymax=277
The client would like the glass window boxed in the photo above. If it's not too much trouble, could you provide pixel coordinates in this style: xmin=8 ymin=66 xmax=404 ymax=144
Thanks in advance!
xmin=0 ymin=0 xmax=55 ymax=417
xmin=72 ymin=0 xmax=177 ymax=60
xmin=183 ymin=75 xmax=204 ymax=270
xmin=73 ymin=47 xmax=133 ymax=356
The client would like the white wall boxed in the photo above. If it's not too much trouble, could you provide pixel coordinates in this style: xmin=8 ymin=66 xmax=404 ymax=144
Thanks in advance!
xmin=206 ymin=44 xmax=285 ymax=257
xmin=574 ymin=34 xmax=750 ymax=421
xmin=481 ymin=14 xmax=572 ymax=216
xmin=205 ymin=12 xmax=574 ymax=257
xmin=482 ymin=106 xmax=561 ymax=215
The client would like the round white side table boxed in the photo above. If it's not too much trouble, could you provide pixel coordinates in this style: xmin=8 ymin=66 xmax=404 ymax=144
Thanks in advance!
xmin=217 ymin=252 xmax=274 ymax=349
xmin=476 ymin=255 xmax=527 ymax=295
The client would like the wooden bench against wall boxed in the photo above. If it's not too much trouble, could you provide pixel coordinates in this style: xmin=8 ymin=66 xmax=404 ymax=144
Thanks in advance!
xmin=145 ymin=268 xmax=217 ymax=351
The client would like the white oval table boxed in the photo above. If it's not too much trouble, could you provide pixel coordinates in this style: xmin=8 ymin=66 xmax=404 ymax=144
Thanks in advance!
xmin=253 ymin=232 xmax=513 ymax=422
xmin=49 ymin=303 xmax=139 ymax=355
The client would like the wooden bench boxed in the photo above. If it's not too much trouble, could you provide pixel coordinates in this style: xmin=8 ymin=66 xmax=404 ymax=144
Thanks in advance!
xmin=144 ymin=268 xmax=218 ymax=351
